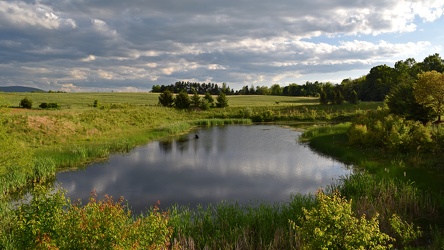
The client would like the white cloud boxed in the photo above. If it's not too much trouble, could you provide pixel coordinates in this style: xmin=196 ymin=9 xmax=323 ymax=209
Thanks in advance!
xmin=0 ymin=1 xmax=76 ymax=30
xmin=91 ymin=19 xmax=117 ymax=37
xmin=81 ymin=55 xmax=96 ymax=62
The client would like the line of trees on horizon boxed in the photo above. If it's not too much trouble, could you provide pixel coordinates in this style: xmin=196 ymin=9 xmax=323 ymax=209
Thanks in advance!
xmin=151 ymin=53 xmax=444 ymax=117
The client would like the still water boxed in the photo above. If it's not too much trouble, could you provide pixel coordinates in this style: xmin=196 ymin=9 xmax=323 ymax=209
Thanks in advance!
xmin=56 ymin=125 xmax=350 ymax=213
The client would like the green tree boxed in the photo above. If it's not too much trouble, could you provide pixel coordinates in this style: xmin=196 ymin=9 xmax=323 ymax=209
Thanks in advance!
xmin=386 ymin=82 xmax=436 ymax=122
xmin=191 ymin=89 xmax=201 ymax=107
xmin=151 ymin=85 xmax=161 ymax=93
xmin=270 ymin=84 xmax=282 ymax=95
xmin=158 ymin=90 xmax=174 ymax=107
xmin=414 ymin=71 xmax=444 ymax=122
xmin=361 ymin=65 xmax=396 ymax=101
xmin=256 ymin=86 xmax=270 ymax=95
xmin=199 ymin=99 xmax=210 ymax=110
xmin=322 ymin=82 xmax=335 ymax=104
xmin=419 ymin=53 xmax=444 ymax=73
xmin=348 ymin=90 xmax=359 ymax=104
xmin=174 ymin=90 xmax=191 ymax=109
xmin=216 ymin=92 xmax=229 ymax=108
xmin=204 ymin=92 xmax=214 ymax=106
xmin=319 ymin=88 xmax=328 ymax=105
xmin=19 ymin=97 xmax=33 ymax=109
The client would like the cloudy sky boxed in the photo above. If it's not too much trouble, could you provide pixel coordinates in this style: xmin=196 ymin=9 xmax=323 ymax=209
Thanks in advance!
xmin=1 ymin=0 xmax=443 ymax=92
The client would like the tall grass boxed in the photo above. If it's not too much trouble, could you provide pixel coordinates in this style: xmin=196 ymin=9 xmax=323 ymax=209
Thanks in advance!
xmin=169 ymin=194 xmax=315 ymax=249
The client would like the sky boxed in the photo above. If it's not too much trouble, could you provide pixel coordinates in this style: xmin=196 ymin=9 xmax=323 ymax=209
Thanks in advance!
xmin=0 ymin=0 xmax=443 ymax=92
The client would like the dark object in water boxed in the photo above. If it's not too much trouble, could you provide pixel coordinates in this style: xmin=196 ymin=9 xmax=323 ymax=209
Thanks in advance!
xmin=195 ymin=134 xmax=199 ymax=139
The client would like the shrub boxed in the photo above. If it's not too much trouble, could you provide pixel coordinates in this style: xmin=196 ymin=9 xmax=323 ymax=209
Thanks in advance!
xmin=291 ymin=191 xmax=393 ymax=249
xmin=199 ymin=99 xmax=210 ymax=110
xmin=39 ymin=102 xmax=59 ymax=109
xmin=348 ymin=109 xmax=438 ymax=153
xmin=204 ymin=92 xmax=214 ymax=105
xmin=191 ymin=90 xmax=201 ymax=107
xmin=9 ymin=187 xmax=174 ymax=249
xmin=174 ymin=91 xmax=191 ymax=109
xmin=347 ymin=124 xmax=368 ymax=145
xmin=389 ymin=214 xmax=422 ymax=248
xmin=93 ymin=99 xmax=99 ymax=107
xmin=19 ymin=97 xmax=32 ymax=109
xmin=12 ymin=186 xmax=67 ymax=249
xmin=216 ymin=92 xmax=229 ymax=108
xmin=158 ymin=90 xmax=174 ymax=107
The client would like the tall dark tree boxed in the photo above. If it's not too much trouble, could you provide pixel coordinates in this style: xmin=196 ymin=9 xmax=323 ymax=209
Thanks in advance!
xmin=333 ymin=88 xmax=345 ymax=105
xmin=174 ymin=91 xmax=191 ymax=109
xmin=360 ymin=65 xmax=396 ymax=101
xmin=216 ymin=92 xmax=229 ymax=108
xmin=319 ymin=89 xmax=328 ymax=105
xmin=348 ymin=90 xmax=359 ymax=104
xmin=204 ymin=91 xmax=214 ymax=106
xmin=419 ymin=53 xmax=444 ymax=73
xmin=158 ymin=90 xmax=174 ymax=107
xmin=385 ymin=82 xmax=435 ymax=122
xmin=191 ymin=89 xmax=201 ymax=107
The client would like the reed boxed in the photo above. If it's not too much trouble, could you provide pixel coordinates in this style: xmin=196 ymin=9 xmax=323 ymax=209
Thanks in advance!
xmin=169 ymin=195 xmax=315 ymax=249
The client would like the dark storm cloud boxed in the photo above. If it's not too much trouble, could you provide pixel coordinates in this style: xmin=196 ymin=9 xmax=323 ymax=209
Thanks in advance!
xmin=0 ymin=0 xmax=442 ymax=91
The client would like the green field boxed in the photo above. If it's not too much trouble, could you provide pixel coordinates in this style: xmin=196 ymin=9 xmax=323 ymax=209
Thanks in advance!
xmin=0 ymin=92 xmax=321 ymax=109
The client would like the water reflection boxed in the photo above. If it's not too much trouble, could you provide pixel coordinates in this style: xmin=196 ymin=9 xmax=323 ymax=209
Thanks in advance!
xmin=56 ymin=125 xmax=351 ymax=213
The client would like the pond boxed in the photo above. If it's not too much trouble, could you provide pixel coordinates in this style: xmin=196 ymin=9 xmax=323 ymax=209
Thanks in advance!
xmin=56 ymin=125 xmax=351 ymax=213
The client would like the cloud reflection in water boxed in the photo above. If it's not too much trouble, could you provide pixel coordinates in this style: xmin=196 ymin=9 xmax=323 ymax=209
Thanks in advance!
xmin=56 ymin=125 xmax=351 ymax=213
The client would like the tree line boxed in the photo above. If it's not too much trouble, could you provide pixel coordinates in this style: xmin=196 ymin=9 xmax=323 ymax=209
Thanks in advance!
xmin=152 ymin=53 xmax=444 ymax=121
xmin=151 ymin=81 xmax=322 ymax=97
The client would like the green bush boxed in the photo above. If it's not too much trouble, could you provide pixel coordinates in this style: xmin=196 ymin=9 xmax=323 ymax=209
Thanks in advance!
xmin=199 ymin=99 xmax=210 ymax=110
xmin=174 ymin=91 xmax=191 ymax=109
xmin=347 ymin=109 xmax=438 ymax=153
xmin=389 ymin=214 xmax=422 ymax=247
xmin=7 ymin=187 xmax=174 ymax=249
xmin=291 ymin=191 xmax=394 ymax=249
xmin=158 ymin=90 xmax=174 ymax=107
xmin=39 ymin=102 xmax=59 ymax=109
xmin=204 ymin=92 xmax=214 ymax=105
xmin=191 ymin=90 xmax=201 ymax=107
xmin=19 ymin=97 xmax=32 ymax=109
xmin=216 ymin=92 xmax=229 ymax=108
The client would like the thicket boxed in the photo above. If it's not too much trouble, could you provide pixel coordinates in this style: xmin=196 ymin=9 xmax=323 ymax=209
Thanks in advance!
xmin=39 ymin=102 xmax=60 ymax=109
xmin=347 ymin=107 xmax=444 ymax=155
xmin=1 ymin=187 xmax=173 ymax=249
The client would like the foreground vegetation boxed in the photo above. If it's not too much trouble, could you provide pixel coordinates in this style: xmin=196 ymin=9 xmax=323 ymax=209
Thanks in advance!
xmin=1 ymin=92 xmax=443 ymax=248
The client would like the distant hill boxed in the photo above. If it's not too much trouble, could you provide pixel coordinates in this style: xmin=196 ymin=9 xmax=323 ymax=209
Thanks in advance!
xmin=0 ymin=86 xmax=46 ymax=93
